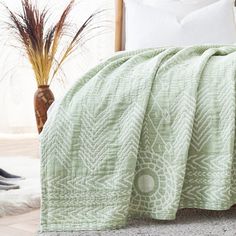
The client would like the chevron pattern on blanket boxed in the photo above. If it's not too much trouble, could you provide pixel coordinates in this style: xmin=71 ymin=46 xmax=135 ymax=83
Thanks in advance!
xmin=39 ymin=46 xmax=236 ymax=234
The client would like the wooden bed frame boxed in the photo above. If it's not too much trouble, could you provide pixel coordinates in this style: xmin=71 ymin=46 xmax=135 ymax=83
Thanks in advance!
xmin=115 ymin=0 xmax=124 ymax=52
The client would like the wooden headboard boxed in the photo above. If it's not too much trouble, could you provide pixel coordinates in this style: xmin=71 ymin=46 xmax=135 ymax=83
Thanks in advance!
xmin=115 ymin=0 xmax=124 ymax=52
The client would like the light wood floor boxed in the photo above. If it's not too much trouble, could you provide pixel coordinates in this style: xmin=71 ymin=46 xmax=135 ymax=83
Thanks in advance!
xmin=0 ymin=134 xmax=39 ymax=157
xmin=0 ymin=210 xmax=40 ymax=236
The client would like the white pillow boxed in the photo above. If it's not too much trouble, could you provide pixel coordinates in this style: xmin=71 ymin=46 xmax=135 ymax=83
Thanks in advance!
xmin=124 ymin=0 xmax=236 ymax=50
xmin=137 ymin=0 xmax=220 ymax=20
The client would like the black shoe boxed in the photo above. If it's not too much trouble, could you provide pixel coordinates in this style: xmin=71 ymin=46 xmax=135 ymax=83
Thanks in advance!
xmin=0 ymin=175 xmax=24 ymax=182
xmin=0 ymin=180 xmax=19 ymax=191
xmin=0 ymin=169 xmax=23 ymax=179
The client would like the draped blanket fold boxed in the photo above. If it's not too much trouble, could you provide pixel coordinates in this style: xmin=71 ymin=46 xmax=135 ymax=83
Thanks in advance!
xmin=39 ymin=46 xmax=236 ymax=234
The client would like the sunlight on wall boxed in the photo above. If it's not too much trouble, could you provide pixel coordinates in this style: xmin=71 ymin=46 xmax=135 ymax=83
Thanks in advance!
xmin=0 ymin=0 xmax=115 ymax=134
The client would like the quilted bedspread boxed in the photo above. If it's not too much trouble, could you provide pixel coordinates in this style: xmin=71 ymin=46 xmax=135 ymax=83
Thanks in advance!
xmin=39 ymin=46 xmax=236 ymax=235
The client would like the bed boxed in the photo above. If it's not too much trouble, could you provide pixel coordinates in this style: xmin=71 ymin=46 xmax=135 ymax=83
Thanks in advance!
xmin=39 ymin=1 xmax=236 ymax=235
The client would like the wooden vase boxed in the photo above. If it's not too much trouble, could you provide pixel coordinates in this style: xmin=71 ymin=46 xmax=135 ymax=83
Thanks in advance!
xmin=34 ymin=85 xmax=55 ymax=134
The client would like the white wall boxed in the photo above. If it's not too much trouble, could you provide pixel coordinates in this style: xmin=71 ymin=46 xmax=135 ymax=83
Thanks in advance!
xmin=0 ymin=1 xmax=235 ymax=134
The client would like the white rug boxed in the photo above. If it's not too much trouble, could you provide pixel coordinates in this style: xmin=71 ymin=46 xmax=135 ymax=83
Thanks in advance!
xmin=0 ymin=156 xmax=40 ymax=217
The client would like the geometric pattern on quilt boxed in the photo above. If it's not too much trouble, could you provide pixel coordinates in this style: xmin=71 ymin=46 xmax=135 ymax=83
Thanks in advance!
xmin=40 ymin=46 xmax=236 ymax=233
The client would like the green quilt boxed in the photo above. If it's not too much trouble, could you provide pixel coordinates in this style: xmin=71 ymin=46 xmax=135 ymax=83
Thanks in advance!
xmin=39 ymin=46 xmax=236 ymax=235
